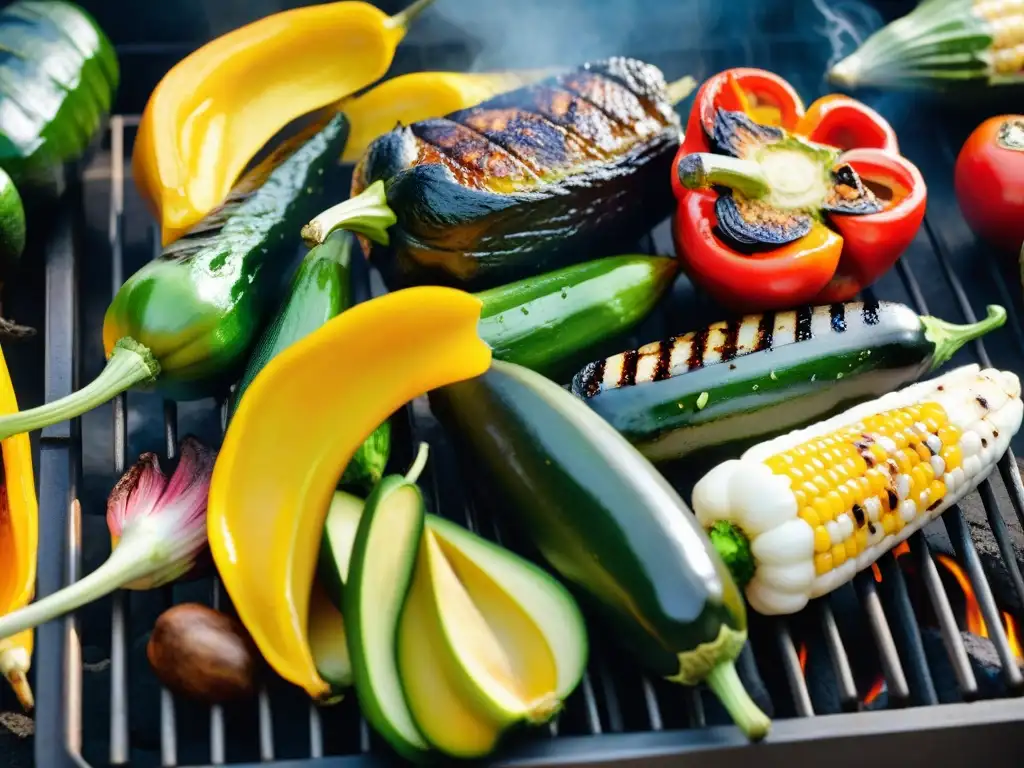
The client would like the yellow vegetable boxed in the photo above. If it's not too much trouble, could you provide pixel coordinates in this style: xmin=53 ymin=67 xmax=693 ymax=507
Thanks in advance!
xmin=207 ymin=287 xmax=492 ymax=699
xmin=0 ymin=345 xmax=38 ymax=710
xmin=133 ymin=0 xmax=436 ymax=246
xmin=339 ymin=70 xmax=555 ymax=162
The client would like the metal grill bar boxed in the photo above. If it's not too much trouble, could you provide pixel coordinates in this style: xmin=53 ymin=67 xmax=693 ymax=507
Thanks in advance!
xmin=817 ymin=603 xmax=857 ymax=708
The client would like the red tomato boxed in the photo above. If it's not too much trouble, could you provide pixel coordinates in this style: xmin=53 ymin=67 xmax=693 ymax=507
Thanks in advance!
xmin=954 ymin=115 xmax=1024 ymax=253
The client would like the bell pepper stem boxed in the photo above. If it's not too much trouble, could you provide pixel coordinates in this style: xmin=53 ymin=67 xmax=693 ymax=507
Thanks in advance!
xmin=706 ymin=660 xmax=771 ymax=741
xmin=923 ymin=304 xmax=1006 ymax=369
xmin=0 ymin=337 xmax=160 ymax=440
xmin=707 ymin=520 xmax=756 ymax=589
xmin=677 ymin=153 xmax=771 ymax=199
xmin=667 ymin=75 xmax=697 ymax=105
xmin=301 ymin=181 xmax=397 ymax=249
xmin=385 ymin=0 xmax=438 ymax=31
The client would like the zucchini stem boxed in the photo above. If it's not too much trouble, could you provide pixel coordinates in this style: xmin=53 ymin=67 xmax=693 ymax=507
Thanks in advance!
xmin=676 ymin=154 xmax=770 ymax=199
xmin=385 ymin=0 xmax=438 ymax=31
xmin=923 ymin=304 xmax=1006 ymax=369
xmin=666 ymin=75 xmax=697 ymax=105
xmin=0 ymin=338 xmax=160 ymax=440
xmin=301 ymin=181 xmax=397 ymax=248
xmin=707 ymin=521 xmax=756 ymax=589
xmin=404 ymin=442 xmax=430 ymax=484
xmin=706 ymin=660 xmax=771 ymax=741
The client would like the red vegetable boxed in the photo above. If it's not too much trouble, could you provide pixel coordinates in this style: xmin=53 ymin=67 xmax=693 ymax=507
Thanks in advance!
xmin=672 ymin=68 xmax=926 ymax=312
xmin=954 ymin=115 xmax=1024 ymax=253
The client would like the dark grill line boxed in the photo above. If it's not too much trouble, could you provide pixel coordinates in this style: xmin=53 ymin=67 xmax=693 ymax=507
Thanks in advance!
xmin=653 ymin=340 xmax=674 ymax=382
xmin=558 ymin=74 xmax=637 ymax=130
xmin=413 ymin=118 xmax=536 ymax=178
xmin=720 ymin=319 xmax=741 ymax=362
xmin=829 ymin=303 xmax=847 ymax=333
xmin=755 ymin=311 xmax=775 ymax=352
xmin=687 ymin=328 xmax=710 ymax=369
xmin=619 ymin=349 xmax=639 ymax=387
xmin=795 ymin=306 xmax=814 ymax=342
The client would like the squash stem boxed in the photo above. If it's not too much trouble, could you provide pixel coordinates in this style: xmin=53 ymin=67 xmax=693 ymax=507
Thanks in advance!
xmin=676 ymin=153 xmax=770 ymax=199
xmin=706 ymin=660 xmax=771 ymax=741
xmin=666 ymin=75 xmax=697 ymax=105
xmin=0 ymin=647 xmax=34 ymax=710
xmin=404 ymin=442 xmax=430 ymax=484
xmin=0 ymin=338 xmax=160 ymax=440
xmin=386 ymin=0 xmax=438 ymax=31
xmin=707 ymin=521 xmax=755 ymax=589
xmin=301 ymin=181 xmax=397 ymax=249
xmin=923 ymin=304 xmax=1006 ymax=369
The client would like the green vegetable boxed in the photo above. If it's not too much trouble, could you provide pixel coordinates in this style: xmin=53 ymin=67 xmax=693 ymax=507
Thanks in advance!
xmin=0 ymin=166 xmax=29 ymax=339
xmin=0 ymin=113 xmax=349 ymax=441
xmin=433 ymin=360 xmax=770 ymax=741
xmin=318 ymin=490 xmax=363 ymax=610
xmin=476 ymin=255 xmax=677 ymax=378
xmin=308 ymin=582 xmax=351 ymax=704
xmin=231 ymin=231 xmax=390 ymax=489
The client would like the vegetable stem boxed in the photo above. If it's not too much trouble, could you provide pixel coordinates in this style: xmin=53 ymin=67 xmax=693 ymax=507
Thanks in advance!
xmin=385 ymin=0 xmax=437 ymax=31
xmin=666 ymin=75 xmax=697 ymax=105
xmin=404 ymin=442 xmax=430 ymax=484
xmin=923 ymin=304 xmax=1006 ymax=369
xmin=301 ymin=181 xmax=397 ymax=248
xmin=0 ymin=338 xmax=160 ymax=440
xmin=706 ymin=660 xmax=771 ymax=741
xmin=676 ymin=154 xmax=770 ymax=199
xmin=707 ymin=521 xmax=755 ymax=588
xmin=0 ymin=647 xmax=33 ymax=710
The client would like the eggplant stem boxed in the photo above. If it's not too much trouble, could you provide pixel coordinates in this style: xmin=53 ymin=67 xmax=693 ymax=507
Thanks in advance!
xmin=404 ymin=442 xmax=430 ymax=484
xmin=0 ymin=338 xmax=160 ymax=440
xmin=301 ymin=181 xmax=397 ymax=249
xmin=666 ymin=75 xmax=697 ymax=105
xmin=706 ymin=660 xmax=771 ymax=741
xmin=923 ymin=304 xmax=1006 ymax=370
xmin=676 ymin=153 xmax=770 ymax=199
xmin=385 ymin=0 xmax=437 ymax=31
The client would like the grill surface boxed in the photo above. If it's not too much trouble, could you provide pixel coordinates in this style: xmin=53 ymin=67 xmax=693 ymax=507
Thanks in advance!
xmin=17 ymin=0 xmax=1024 ymax=765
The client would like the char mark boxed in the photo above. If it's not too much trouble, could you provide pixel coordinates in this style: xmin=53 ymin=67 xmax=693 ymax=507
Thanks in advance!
xmin=653 ymin=340 xmax=674 ymax=381
xmin=687 ymin=327 xmax=710 ymax=370
xmin=862 ymin=297 xmax=881 ymax=326
xmin=618 ymin=349 xmax=640 ymax=387
xmin=573 ymin=358 xmax=607 ymax=399
xmin=411 ymin=118 xmax=536 ymax=185
xmin=557 ymin=68 xmax=666 ymax=132
xmin=795 ymin=306 xmax=814 ymax=342
xmin=755 ymin=312 xmax=776 ymax=352
xmin=829 ymin=303 xmax=847 ymax=333
xmin=852 ymin=504 xmax=866 ymax=526
xmin=886 ymin=488 xmax=899 ymax=510
xmin=720 ymin=319 xmax=741 ymax=362
xmin=977 ymin=395 xmax=990 ymax=409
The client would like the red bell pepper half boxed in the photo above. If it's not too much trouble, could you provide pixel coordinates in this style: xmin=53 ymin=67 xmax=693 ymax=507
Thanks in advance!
xmin=672 ymin=68 xmax=924 ymax=311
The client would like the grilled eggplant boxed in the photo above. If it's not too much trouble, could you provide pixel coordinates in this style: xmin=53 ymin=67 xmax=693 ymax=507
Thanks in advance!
xmin=305 ymin=58 xmax=686 ymax=291
xmin=572 ymin=301 xmax=1007 ymax=464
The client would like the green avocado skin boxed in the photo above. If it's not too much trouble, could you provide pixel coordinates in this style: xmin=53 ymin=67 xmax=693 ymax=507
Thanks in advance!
xmin=104 ymin=114 xmax=349 ymax=402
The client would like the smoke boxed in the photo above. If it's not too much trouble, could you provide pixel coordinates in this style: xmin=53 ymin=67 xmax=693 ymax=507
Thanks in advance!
xmin=812 ymin=0 xmax=886 ymax=71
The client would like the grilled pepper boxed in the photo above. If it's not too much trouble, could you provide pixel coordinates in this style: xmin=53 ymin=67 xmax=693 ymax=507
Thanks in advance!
xmin=0 ymin=113 xmax=347 ymax=442
xmin=573 ymin=301 xmax=1006 ymax=463
xmin=301 ymin=59 xmax=695 ymax=291
xmin=0 ymin=344 xmax=38 ymax=710
xmin=433 ymin=360 xmax=770 ymax=740
xmin=208 ymin=287 xmax=490 ymax=699
xmin=0 ymin=0 xmax=117 ymax=199
xmin=693 ymin=364 xmax=1023 ymax=615
xmin=133 ymin=0 xmax=435 ymax=246
xmin=672 ymin=68 xmax=926 ymax=310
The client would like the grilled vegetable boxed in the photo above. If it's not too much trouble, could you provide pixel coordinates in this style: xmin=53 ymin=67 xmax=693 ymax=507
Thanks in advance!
xmin=477 ymin=254 xmax=678 ymax=378
xmin=232 ymin=231 xmax=391 ymax=491
xmin=308 ymin=580 xmax=350 ymax=702
xmin=829 ymin=0 xmax=1024 ymax=91
xmin=301 ymin=59 xmax=695 ymax=291
xmin=673 ymin=68 xmax=925 ymax=310
xmin=434 ymin=360 xmax=771 ymax=740
xmin=133 ymin=0 xmax=435 ymax=245
xmin=207 ymin=287 xmax=491 ymax=700
xmin=0 ymin=0 xmax=118 ymax=198
xmin=955 ymin=115 xmax=1024 ymax=252
xmin=573 ymin=301 xmax=1007 ymax=463
xmin=0 ymin=114 xmax=347 ymax=442
xmin=693 ymin=364 xmax=1024 ymax=615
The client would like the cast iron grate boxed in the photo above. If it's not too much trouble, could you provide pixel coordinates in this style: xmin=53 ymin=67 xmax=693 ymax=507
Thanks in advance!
xmin=24 ymin=23 xmax=1024 ymax=768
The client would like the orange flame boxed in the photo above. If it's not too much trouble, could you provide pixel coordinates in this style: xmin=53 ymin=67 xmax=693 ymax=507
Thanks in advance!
xmin=936 ymin=555 xmax=1024 ymax=660
xmin=797 ymin=642 xmax=807 ymax=674
xmin=862 ymin=676 xmax=886 ymax=706
xmin=871 ymin=541 xmax=912 ymax=582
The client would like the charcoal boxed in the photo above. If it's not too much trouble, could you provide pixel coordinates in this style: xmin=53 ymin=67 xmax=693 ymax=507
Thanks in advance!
xmin=920 ymin=628 xmax=1010 ymax=702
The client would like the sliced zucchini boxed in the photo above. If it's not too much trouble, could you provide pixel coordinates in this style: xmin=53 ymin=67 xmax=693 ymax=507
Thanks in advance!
xmin=318 ymin=490 xmax=364 ymax=610
xmin=307 ymin=581 xmax=351 ymax=705
xmin=343 ymin=477 xmax=429 ymax=761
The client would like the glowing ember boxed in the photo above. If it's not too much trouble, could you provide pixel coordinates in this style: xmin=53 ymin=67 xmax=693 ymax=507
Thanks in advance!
xmin=797 ymin=642 xmax=808 ymax=674
xmin=936 ymin=555 xmax=1024 ymax=660
xmin=862 ymin=675 xmax=886 ymax=706
xmin=871 ymin=541 xmax=912 ymax=582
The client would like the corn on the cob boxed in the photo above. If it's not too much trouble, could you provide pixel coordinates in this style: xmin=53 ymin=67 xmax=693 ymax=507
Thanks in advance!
xmin=693 ymin=365 xmax=1023 ymax=615
xmin=829 ymin=0 xmax=1024 ymax=90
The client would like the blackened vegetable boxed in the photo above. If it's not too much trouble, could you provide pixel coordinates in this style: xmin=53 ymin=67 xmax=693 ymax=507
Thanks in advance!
xmin=572 ymin=301 xmax=1006 ymax=463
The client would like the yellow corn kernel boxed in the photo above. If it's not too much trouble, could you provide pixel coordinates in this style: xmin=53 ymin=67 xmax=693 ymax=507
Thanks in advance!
xmin=856 ymin=527 xmax=869 ymax=551
xmin=893 ymin=429 xmax=910 ymax=450
xmin=915 ymin=442 xmax=932 ymax=462
xmin=838 ymin=481 xmax=857 ymax=508
xmin=911 ymin=463 xmax=934 ymax=495
xmin=867 ymin=443 xmax=888 ymax=466
xmin=825 ymin=490 xmax=846 ymax=519
xmin=880 ymin=490 xmax=892 ymax=513
xmin=801 ymin=507 xmax=821 ymax=528
xmin=867 ymin=468 xmax=888 ymax=493
xmin=832 ymin=543 xmax=847 ymax=567
xmin=814 ymin=526 xmax=831 ymax=554
xmin=882 ymin=514 xmax=897 ymax=535
xmin=812 ymin=475 xmax=831 ymax=495
xmin=928 ymin=479 xmax=947 ymax=506
xmin=815 ymin=552 xmax=833 ymax=575
xmin=793 ymin=488 xmax=807 ymax=510
xmin=942 ymin=443 xmax=963 ymax=471
xmin=920 ymin=401 xmax=946 ymax=423
xmin=894 ymin=512 xmax=906 ymax=532
xmin=809 ymin=457 xmax=826 ymax=473
xmin=938 ymin=424 xmax=961 ymax=448
xmin=857 ymin=476 xmax=872 ymax=502
xmin=765 ymin=455 xmax=790 ymax=474
xmin=894 ymin=450 xmax=915 ymax=475
xmin=905 ymin=404 xmax=923 ymax=422
xmin=800 ymin=480 xmax=819 ymax=499
xmin=787 ymin=465 xmax=805 ymax=483
xmin=845 ymin=537 xmax=858 ymax=560
xmin=825 ymin=468 xmax=844 ymax=486
xmin=812 ymin=496 xmax=835 ymax=523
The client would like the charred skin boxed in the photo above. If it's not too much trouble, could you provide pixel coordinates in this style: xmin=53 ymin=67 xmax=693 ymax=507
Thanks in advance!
xmin=353 ymin=58 xmax=683 ymax=291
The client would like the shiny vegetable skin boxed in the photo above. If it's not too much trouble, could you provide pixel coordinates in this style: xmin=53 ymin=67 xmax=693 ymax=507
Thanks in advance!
xmin=477 ymin=255 xmax=677 ymax=378
xmin=955 ymin=115 xmax=1024 ymax=253
xmin=434 ymin=360 xmax=769 ymax=740
xmin=107 ymin=115 xmax=348 ymax=401
xmin=573 ymin=301 xmax=1007 ymax=463
xmin=353 ymin=57 xmax=683 ymax=291
xmin=0 ymin=1 xmax=117 ymax=196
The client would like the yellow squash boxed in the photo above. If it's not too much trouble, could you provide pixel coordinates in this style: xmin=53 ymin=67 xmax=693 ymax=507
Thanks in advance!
xmin=339 ymin=70 xmax=555 ymax=162
xmin=208 ymin=287 xmax=491 ymax=699
xmin=0 ymin=346 xmax=38 ymax=710
xmin=133 ymin=0 xmax=436 ymax=246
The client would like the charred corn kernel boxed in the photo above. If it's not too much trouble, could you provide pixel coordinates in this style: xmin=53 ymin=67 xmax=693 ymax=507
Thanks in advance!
xmin=693 ymin=365 xmax=1024 ymax=616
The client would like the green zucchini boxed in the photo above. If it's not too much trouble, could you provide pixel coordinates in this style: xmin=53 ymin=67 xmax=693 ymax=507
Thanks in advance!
xmin=571 ymin=301 xmax=1007 ymax=464
xmin=433 ymin=360 xmax=770 ymax=740
xmin=231 ymin=231 xmax=391 ymax=489
xmin=476 ymin=255 xmax=678 ymax=378
xmin=0 ymin=167 xmax=25 ymax=273
xmin=308 ymin=580 xmax=351 ymax=704
xmin=318 ymin=490 xmax=363 ymax=610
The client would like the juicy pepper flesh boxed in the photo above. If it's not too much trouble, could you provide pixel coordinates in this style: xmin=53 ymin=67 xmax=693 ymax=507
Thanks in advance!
xmin=207 ymin=287 xmax=491 ymax=699
xmin=694 ymin=364 xmax=1023 ymax=615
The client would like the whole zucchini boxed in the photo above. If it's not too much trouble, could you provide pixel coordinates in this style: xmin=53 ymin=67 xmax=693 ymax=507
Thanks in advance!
xmin=303 ymin=57 xmax=685 ymax=291
xmin=572 ymin=300 xmax=1007 ymax=463
xmin=0 ymin=1 xmax=117 ymax=198
xmin=434 ymin=360 xmax=770 ymax=740
xmin=0 ymin=113 xmax=348 ymax=441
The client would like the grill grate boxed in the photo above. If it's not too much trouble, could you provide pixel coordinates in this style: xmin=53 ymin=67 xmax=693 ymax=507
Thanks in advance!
xmin=22 ymin=21 xmax=1024 ymax=768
